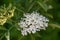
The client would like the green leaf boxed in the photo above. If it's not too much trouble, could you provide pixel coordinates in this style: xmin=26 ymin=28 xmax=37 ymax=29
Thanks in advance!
xmin=37 ymin=1 xmax=48 ymax=12
xmin=45 ymin=13 xmax=53 ymax=18
xmin=49 ymin=23 xmax=60 ymax=29
xmin=30 ymin=35 xmax=35 ymax=40
xmin=27 ymin=2 xmax=35 ymax=12
xmin=0 ymin=26 xmax=7 ymax=30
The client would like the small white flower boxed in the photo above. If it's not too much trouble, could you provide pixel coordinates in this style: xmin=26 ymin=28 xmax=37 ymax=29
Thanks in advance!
xmin=18 ymin=11 xmax=49 ymax=36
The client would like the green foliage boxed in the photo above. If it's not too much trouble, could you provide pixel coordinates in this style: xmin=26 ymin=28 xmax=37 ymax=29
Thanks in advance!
xmin=0 ymin=0 xmax=60 ymax=40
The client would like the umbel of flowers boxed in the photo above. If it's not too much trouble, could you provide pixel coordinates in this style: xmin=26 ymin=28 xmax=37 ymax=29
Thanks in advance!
xmin=18 ymin=11 xmax=49 ymax=36
xmin=0 ymin=3 xmax=16 ymax=25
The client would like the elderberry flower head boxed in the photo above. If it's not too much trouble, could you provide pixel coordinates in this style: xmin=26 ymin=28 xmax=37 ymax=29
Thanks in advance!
xmin=18 ymin=11 xmax=49 ymax=36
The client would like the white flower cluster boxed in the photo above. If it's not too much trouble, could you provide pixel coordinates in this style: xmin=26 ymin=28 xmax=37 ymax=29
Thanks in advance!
xmin=18 ymin=11 xmax=49 ymax=36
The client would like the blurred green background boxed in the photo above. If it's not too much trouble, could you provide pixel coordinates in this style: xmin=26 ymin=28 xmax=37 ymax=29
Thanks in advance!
xmin=0 ymin=0 xmax=60 ymax=40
